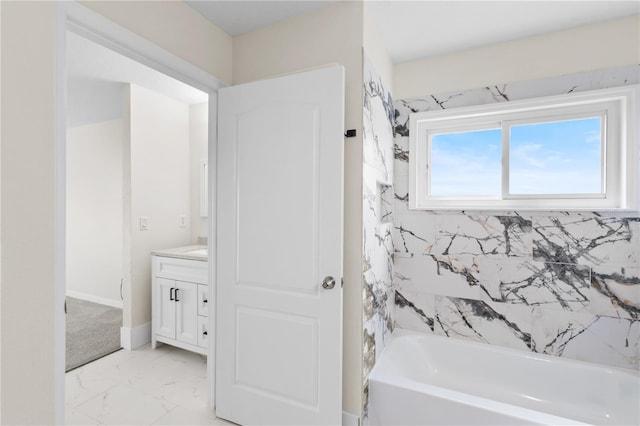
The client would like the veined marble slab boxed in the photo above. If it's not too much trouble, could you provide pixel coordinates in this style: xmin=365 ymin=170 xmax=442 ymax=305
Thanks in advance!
xmin=392 ymin=64 xmax=640 ymax=371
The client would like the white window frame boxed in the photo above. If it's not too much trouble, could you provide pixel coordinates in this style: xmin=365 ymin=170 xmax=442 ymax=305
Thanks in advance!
xmin=409 ymin=86 xmax=639 ymax=211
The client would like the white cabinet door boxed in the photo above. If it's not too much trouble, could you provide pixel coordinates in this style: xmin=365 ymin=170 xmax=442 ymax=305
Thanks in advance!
xmin=217 ymin=66 xmax=344 ymax=425
xmin=156 ymin=278 xmax=176 ymax=339
xmin=197 ymin=315 xmax=208 ymax=349
xmin=175 ymin=281 xmax=198 ymax=346
xmin=197 ymin=284 xmax=208 ymax=317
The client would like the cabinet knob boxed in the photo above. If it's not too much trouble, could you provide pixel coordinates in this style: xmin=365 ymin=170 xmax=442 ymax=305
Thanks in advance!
xmin=203 ymin=298 xmax=208 ymax=304
xmin=170 ymin=288 xmax=175 ymax=301
xmin=203 ymin=331 xmax=208 ymax=336
xmin=175 ymin=288 xmax=180 ymax=302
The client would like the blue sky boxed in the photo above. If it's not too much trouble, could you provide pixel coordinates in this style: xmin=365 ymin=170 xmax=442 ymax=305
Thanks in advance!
xmin=430 ymin=117 xmax=602 ymax=196
xmin=509 ymin=118 xmax=601 ymax=194
xmin=431 ymin=128 xmax=501 ymax=196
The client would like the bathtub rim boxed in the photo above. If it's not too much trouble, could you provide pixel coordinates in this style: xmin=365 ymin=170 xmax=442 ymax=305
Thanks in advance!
xmin=369 ymin=371 xmax=590 ymax=426
xmin=368 ymin=328 xmax=639 ymax=426
xmin=385 ymin=328 xmax=640 ymax=377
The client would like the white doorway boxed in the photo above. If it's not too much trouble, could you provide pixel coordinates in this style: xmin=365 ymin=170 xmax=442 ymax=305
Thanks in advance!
xmin=65 ymin=26 xmax=209 ymax=346
xmin=55 ymin=3 xmax=222 ymax=423
xmin=57 ymin=5 xmax=346 ymax=425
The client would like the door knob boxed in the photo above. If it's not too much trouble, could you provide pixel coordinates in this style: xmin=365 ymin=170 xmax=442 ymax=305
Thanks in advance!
xmin=322 ymin=276 xmax=336 ymax=290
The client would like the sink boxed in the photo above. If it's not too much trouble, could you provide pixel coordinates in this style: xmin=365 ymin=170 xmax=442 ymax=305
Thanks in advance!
xmin=187 ymin=248 xmax=207 ymax=256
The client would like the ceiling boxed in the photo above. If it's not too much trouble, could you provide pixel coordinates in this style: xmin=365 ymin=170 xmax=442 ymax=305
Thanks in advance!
xmin=368 ymin=1 xmax=640 ymax=63
xmin=67 ymin=0 xmax=638 ymax=126
xmin=186 ymin=1 xmax=340 ymax=36
xmin=187 ymin=0 xmax=639 ymax=64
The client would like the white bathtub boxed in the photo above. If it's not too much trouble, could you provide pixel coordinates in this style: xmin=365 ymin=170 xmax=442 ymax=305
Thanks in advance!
xmin=368 ymin=330 xmax=639 ymax=426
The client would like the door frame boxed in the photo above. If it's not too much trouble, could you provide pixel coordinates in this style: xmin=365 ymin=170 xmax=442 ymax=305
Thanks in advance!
xmin=54 ymin=2 xmax=225 ymax=423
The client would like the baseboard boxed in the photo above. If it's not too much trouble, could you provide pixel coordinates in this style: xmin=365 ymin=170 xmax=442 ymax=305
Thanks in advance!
xmin=342 ymin=411 xmax=360 ymax=426
xmin=66 ymin=290 xmax=123 ymax=309
xmin=120 ymin=322 xmax=151 ymax=350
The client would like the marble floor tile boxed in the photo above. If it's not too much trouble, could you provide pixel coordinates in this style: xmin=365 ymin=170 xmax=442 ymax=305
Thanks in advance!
xmin=119 ymin=350 xmax=206 ymax=398
xmin=151 ymin=405 xmax=217 ymax=426
xmin=65 ymin=409 xmax=103 ymax=425
xmin=145 ymin=371 xmax=208 ymax=412
xmin=73 ymin=384 xmax=176 ymax=425
xmin=66 ymin=345 xmax=229 ymax=425
xmin=66 ymin=366 xmax=120 ymax=409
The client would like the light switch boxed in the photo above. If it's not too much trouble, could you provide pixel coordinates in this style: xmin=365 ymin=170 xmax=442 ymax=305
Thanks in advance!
xmin=139 ymin=216 xmax=149 ymax=231
xmin=179 ymin=214 xmax=187 ymax=228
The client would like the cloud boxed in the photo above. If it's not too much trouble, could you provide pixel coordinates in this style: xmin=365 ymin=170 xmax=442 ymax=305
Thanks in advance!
xmin=510 ymin=168 xmax=602 ymax=194
xmin=430 ymin=146 xmax=501 ymax=196
xmin=584 ymin=130 xmax=601 ymax=145
xmin=510 ymin=142 xmax=547 ymax=168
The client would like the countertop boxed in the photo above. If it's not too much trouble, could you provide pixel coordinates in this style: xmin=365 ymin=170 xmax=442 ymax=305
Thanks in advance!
xmin=151 ymin=244 xmax=207 ymax=262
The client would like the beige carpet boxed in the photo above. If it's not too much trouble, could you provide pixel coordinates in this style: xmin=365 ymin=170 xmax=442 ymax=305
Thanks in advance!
xmin=66 ymin=297 xmax=122 ymax=372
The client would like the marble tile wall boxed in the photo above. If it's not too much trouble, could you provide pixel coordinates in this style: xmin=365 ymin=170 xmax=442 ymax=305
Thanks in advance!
xmin=362 ymin=53 xmax=395 ymax=418
xmin=393 ymin=65 xmax=640 ymax=371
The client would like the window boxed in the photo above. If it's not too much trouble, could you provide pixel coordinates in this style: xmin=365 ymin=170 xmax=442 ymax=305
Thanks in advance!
xmin=409 ymin=86 xmax=639 ymax=210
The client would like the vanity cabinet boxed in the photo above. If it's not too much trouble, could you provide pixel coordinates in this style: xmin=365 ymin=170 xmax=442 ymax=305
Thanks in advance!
xmin=152 ymin=254 xmax=209 ymax=355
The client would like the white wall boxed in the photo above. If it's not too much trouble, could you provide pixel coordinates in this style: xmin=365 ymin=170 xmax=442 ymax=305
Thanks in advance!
xmin=67 ymin=80 xmax=126 ymax=128
xmin=67 ymin=119 xmax=124 ymax=307
xmin=189 ymin=103 xmax=208 ymax=243
xmin=128 ymin=84 xmax=191 ymax=329
xmin=394 ymin=15 xmax=640 ymax=99
xmin=80 ymin=1 xmax=232 ymax=85
xmin=1 ymin=2 xmax=57 ymax=422
xmin=363 ymin=3 xmax=393 ymax=94
xmin=233 ymin=1 xmax=365 ymax=416
xmin=0 ymin=1 xmax=230 ymax=422
xmin=0 ymin=3 xmax=3 ymax=417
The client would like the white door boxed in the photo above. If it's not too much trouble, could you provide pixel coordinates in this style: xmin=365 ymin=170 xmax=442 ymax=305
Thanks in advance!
xmin=156 ymin=278 xmax=176 ymax=339
xmin=216 ymin=66 xmax=345 ymax=426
